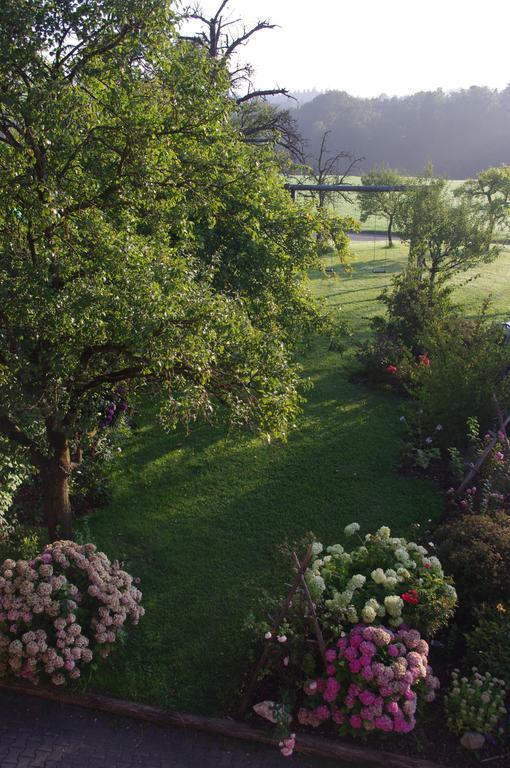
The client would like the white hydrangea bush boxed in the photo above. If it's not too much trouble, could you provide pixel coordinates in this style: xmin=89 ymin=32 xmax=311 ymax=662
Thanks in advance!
xmin=305 ymin=524 xmax=457 ymax=638
xmin=445 ymin=668 xmax=507 ymax=745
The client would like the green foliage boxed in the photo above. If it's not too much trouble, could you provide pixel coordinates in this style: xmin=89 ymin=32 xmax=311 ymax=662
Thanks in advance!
xmin=465 ymin=605 xmax=510 ymax=682
xmin=456 ymin=165 xmax=510 ymax=235
xmin=379 ymin=266 xmax=453 ymax=349
xmin=0 ymin=0 xmax=350 ymax=534
xmin=0 ymin=525 xmax=42 ymax=563
xmin=305 ymin=524 xmax=456 ymax=639
xmin=436 ymin=512 xmax=510 ymax=614
xmin=0 ymin=439 xmax=32 ymax=526
xmin=356 ymin=267 xmax=453 ymax=385
xmin=445 ymin=668 xmax=507 ymax=740
xmin=397 ymin=179 xmax=499 ymax=293
xmin=410 ymin=307 xmax=510 ymax=447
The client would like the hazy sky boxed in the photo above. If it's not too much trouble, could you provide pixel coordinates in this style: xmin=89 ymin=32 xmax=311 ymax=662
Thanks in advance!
xmin=186 ymin=0 xmax=510 ymax=97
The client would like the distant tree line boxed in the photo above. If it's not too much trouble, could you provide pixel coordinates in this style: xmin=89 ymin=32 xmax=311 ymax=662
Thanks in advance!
xmin=291 ymin=87 xmax=510 ymax=178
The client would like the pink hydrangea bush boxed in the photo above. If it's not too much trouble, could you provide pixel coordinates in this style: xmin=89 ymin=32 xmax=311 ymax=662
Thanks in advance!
xmin=0 ymin=541 xmax=144 ymax=686
xmin=297 ymin=624 xmax=440 ymax=736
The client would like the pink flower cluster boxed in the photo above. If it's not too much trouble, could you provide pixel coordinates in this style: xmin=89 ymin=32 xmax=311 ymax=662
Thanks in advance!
xmin=278 ymin=733 xmax=296 ymax=757
xmin=0 ymin=541 xmax=144 ymax=686
xmin=298 ymin=624 xmax=439 ymax=736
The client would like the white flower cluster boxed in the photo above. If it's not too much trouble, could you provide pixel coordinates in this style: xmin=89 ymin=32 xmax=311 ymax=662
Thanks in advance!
xmin=305 ymin=524 xmax=456 ymax=633
xmin=445 ymin=668 xmax=507 ymax=740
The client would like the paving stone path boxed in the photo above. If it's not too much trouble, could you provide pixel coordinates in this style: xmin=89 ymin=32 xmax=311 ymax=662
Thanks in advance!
xmin=0 ymin=690 xmax=355 ymax=768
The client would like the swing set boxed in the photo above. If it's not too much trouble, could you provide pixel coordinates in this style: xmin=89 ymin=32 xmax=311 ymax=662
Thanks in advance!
xmin=285 ymin=181 xmax=408 ymax=281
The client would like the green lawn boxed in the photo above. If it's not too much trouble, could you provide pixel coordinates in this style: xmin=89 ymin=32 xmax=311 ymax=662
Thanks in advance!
xmin=82 ymin=240 xmax=510 ymax=715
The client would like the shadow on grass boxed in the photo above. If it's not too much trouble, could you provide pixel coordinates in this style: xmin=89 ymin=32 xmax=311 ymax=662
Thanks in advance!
xmin=86 ymin=352 xmax=441 ymax=715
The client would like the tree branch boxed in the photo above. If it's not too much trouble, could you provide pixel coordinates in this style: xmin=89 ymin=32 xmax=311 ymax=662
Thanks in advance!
xmin=224 ymin=20 xmax=277 ymax=58
xmin=236 ymin=88 xmax=289 ymax=105
xmin=0 ymin=413 xmax=46 ymax=467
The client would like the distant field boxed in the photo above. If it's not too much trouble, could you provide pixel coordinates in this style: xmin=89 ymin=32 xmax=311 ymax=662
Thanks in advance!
xmin=312 ymin=239 xmax=510 ymax=340
xmin=289 ymin=175 xmax=510 ymax=242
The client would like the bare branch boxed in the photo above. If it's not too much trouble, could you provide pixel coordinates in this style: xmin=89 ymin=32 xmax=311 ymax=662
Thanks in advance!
xmin=236 ymin=87 xmax=289 ymax=105
xmin=223 ymin=20 xmax=277 ymax=58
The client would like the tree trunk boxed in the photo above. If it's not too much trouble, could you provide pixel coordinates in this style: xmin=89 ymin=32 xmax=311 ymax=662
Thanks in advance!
xmin=387 ymin=215 xmax=394 ymax=248
xmin=42 ymin=443 xmax=73 ymax=542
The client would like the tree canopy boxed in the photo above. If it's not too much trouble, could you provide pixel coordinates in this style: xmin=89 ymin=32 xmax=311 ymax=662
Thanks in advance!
xmin=456 ymin=165 xmax=510 ymax=236
xmin=0 ymin=0 xmax=342 ymax=538
xmin=396 ymin=180 xmax=499 ymax=297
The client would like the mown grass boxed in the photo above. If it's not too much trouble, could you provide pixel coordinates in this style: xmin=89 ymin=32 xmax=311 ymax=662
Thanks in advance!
xmin=83 ymin=239 xmax=510 ymax=715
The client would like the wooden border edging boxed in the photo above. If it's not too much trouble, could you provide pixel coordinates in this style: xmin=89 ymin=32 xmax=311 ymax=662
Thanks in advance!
xmin=0 ymin=680 xmax=449 ymax=768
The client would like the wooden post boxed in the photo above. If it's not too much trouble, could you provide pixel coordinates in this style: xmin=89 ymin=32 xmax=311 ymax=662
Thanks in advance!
xmin=237 ymin=545 xmax=313 ymax=717
xmin=292 ymin=551 xmax=328 ymax=671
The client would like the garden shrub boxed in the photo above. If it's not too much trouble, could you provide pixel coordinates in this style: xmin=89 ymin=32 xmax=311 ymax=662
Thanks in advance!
xmin=465 ymin=605 xmax=510 ymax=681
xmin=379 ymin=267 xmax=453 ymax=350
xmin=306 ymin=524 xmax=457 ymax=638
xmin=356 ymin=330 xmax=406 ymax=386
xmin=446 ymin=422 xmax=510 ymax=515
xmin=411 ymin=308 xmax=510 ymax=448
xmin=356 ymin=267 xmax=453 ymax=386
xmin=435 ymin=512 xmax=510 ymax=612
xmin=444 ymin=668 xmax=507 ymax=743
xmin=0 ymin=541 xmax=144 ymax=685
xmin=297 ymin=624 xmax=440 ymax=735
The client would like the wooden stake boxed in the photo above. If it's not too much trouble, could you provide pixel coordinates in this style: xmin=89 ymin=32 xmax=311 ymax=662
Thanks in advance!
xmin=237 ymin=544 xmax=313 ymax=717
xmin=292 ymin=551 xmax=328 ymax=671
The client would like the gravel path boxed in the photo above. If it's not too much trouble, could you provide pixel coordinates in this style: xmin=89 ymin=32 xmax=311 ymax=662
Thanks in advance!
xmin=0 ymin=690 xmax=354 ymax=768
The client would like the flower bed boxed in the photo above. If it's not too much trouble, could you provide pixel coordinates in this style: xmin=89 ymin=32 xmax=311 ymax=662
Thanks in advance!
xmin=0 ymin=541 xmax=144 ymax=686
xmin=245 ymin=523 xmax=509 ymax=764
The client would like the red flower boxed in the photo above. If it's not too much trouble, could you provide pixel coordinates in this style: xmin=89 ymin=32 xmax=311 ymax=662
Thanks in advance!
xmin=401 ymin=589 xmax=420 ymax=605
xmin=386 ymin=364 xmax=398 ymax=374
xmin=418 ymin=354 xmax=431 ymax=367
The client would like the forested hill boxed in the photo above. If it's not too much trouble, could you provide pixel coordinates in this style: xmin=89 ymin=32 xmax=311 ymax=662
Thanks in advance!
xmin=291 ymin=86 xmax=510 ymax=178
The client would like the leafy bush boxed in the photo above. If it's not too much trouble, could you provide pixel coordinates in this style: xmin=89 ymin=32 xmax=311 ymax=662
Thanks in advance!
xmin=465 ymin=605 xmax=510 ymax=681
xmin=435 ymin=512 xmax=510 ymax=612
xmin=445 ymin=668 xmax=507 ymax=742
xmin=356 ymin=330 xmax=405 ymax=385
xmin=410 ymin=308 xmax=510 ymax=448
xmin=379 ymin=267 xmax=453 ymax=350
xmin=446 ymin=423 xmax=510 ymax=515
xmin=306 ymin=524 xmax=457 ymax=638
xmin=399 ymin=410 xmax=442 ymax=472
xmin=356 ymin=268 xmax=453 ymax=385
xmin=0 ymin=541 xmax=144 ymax=686
xmin=297 ymin=624 xmax=439 ymax=736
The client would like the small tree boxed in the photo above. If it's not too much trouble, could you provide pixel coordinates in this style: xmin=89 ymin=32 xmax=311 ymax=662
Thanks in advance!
xmin=456 ymin=165 xmax=510 ymax=238
xmin=357 ymin=167 xmax=408 ymax=247
xmin=0 ymin=0 xmax=341 ymax=540
xmin=396 ymin=179 xmax=499 ymax=300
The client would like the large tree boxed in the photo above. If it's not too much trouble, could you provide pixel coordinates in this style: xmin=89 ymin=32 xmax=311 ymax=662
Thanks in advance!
xmin=0 ymin=0 xmax=338 ymax=539
xmin=357 ymin=167 xmax=408 ymax=247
